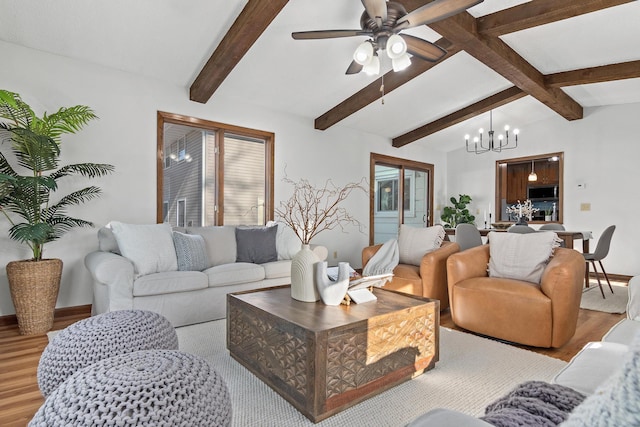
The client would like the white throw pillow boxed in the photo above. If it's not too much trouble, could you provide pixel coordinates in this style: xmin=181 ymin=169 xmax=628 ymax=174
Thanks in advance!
xmin=110 ymin=222 xmax=178 ymax=276
xmin=488 ymin=231 xmax=560 ymax=284
xmin=267 ymin=221 xmax=301 ymax=260
xmin=398 ymin=224 xmax=445 ymax=266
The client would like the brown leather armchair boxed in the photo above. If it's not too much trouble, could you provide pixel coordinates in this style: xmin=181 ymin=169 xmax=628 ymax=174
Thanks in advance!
xmin=362 ymin=241 xmax=459 ymax=310
xmin=446 ymin=244 xmax=585 ymax=348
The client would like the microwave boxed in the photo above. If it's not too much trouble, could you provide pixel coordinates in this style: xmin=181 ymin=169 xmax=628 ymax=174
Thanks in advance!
xmin=527 ymin=185 xmax=558 ymax=200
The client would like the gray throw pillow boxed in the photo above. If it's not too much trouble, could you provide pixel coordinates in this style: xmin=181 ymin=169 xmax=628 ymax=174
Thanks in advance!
xmin=235 ymin=226 xmax=278 ymax=264
xmin=173 ymin=232 xmax=211 ymax=271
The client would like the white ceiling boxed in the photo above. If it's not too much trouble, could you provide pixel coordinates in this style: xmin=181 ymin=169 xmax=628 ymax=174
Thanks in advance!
xmin=2 ymin=0 xmax=639 ymax=151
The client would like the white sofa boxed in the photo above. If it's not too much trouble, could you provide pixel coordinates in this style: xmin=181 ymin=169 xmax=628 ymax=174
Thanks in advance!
xmin=84 ymin=222 xmax=326 ymax=327
xmin=408 ymin=276 xmax=640 ymax=426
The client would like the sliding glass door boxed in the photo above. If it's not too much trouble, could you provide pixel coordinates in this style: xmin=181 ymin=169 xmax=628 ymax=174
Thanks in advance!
xmin=370 ymin=154 xmax=434 ymax=245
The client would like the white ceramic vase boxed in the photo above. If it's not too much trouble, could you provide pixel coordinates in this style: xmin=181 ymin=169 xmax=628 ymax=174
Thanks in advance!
xmin=315 ymin=261 xmax=350 ymax=306
xmin=291 ymin=244 xmax=320 ymax=302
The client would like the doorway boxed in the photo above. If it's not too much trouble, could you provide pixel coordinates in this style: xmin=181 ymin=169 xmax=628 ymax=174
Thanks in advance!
xmin=370 ymin=153 xmax=434 ymax=245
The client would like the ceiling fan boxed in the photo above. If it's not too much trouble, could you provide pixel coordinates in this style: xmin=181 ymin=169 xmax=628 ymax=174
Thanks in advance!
xmin=292 ymin=0 xmax=483 ymax=75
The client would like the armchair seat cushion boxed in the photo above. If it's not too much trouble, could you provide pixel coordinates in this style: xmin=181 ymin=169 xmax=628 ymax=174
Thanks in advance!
xmin=452 ymin=277 xmax=552 ymax=346
xmin=386 ymin=264 xmax=421 ymax=296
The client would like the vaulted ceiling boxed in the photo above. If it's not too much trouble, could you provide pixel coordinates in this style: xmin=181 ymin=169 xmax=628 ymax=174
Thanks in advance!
xmin=2 ymin=0 xmax=640 ymax=151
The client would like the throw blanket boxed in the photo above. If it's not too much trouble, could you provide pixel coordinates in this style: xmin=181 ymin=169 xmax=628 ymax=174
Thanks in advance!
xmin=362 ymin=239 xmax=399 ymax=277
xmin=480 ymin=381 xmax=586 ymax=427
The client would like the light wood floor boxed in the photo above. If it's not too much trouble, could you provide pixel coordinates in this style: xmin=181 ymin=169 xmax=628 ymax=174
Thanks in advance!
xmin=0 ymin=286 xmax=627 ymax=427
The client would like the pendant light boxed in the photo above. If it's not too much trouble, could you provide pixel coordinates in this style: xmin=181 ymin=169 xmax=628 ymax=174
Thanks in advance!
xmin=528 ymin=160 xmax=538 ymax=182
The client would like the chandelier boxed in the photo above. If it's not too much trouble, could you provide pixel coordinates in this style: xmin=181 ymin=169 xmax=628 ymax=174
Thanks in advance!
xmin=465 ymin=110 xmax=519 ymax=154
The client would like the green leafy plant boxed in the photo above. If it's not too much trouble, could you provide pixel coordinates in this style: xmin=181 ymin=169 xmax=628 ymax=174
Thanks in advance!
xmin=0 ymin=90 xmax=114 ymax=260
xmin=440 ymin=194 xmax=475 ymax=228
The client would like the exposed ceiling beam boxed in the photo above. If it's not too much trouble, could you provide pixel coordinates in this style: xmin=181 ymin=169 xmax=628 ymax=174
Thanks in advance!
xmin=189 ymin=0 xmax=289 ymax=104
xmin=315 ymin=39 xmax=459 ymax=130
xmin=392 ymin=86 xmax=526 ymax=147
xmin=429 ymin=13 xmax=583 ymax=122
xmin=545 ymin=60 xmax=640 ymax=87
xmin=477 ymin=0 xmax=636 ymax=37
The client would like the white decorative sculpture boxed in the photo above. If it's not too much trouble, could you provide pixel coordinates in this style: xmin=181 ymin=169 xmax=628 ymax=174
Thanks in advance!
xmin=315 ymin=261 xmax=350 ymax=306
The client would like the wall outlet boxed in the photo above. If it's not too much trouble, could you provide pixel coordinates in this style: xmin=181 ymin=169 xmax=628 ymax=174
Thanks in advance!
xmin=333 ymin=251 xmax=338 ymax=259
xmin=580 ymin=203 xmax=591 ymax=211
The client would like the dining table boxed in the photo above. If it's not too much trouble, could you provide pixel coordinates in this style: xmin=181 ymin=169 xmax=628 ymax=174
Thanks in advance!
xmin=444 ymin=227 xmax=592 ymax=253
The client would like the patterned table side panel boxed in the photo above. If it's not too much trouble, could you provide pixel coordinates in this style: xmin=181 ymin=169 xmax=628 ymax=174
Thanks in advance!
xmin=325 ymin=305 xmax=438 ymax=400
xmin=228 ymin=305 xmax=309 ymax=400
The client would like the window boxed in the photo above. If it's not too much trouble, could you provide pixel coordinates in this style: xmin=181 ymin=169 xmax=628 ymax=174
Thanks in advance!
xmin=157 ymin=112 xmax=274 ymax=227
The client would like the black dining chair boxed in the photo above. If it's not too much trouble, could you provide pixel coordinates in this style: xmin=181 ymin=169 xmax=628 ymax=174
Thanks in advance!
xmin=584 ymin=225 xmax=616 ymax=298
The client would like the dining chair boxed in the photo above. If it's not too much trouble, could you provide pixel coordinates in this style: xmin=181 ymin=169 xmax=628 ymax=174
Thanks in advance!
xmin=540 ymin=224 xmax=565 ymax=231
xmin=508 ymin=225 xmax=536 ymax=234
xmin=584 ymin=225 xmax=616 ymax=298
xmin=455 ymin=223 xmax=483 ymax=251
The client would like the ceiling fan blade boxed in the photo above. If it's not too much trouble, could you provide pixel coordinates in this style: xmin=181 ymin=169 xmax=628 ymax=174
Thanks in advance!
xmin=401 ymin=34 xmax=447 ymax=62
xmin=346 ymin=60 xmax=364 ymax=75
xmin=395 ymin=0 xmax=483 ymax=30
xmin=361 ymin=0 xmax=387 ymax=26
xmin=292 ymin=29 xmax=371 ymax=40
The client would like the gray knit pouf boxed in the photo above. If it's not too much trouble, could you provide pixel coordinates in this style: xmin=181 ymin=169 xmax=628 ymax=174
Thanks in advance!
xmin=29 ymin=350 xmax=232 ymax=427
xmin=37 ymin=310 xmax=178 ymax=397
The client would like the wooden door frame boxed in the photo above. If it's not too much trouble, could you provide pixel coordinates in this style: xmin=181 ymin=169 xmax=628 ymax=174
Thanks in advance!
xmin=369 ymin=153 xmax=435 ymax=245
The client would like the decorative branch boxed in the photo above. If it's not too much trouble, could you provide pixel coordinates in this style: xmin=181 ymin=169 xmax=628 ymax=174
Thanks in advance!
xmin=275 ymin=172 xmax=368 ymax=245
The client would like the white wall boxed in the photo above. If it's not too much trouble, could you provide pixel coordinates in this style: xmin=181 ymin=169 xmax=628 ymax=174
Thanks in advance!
xmin=0 ymin=40 xmax=446 ymax=316
xmin=445 ymin=102 xmax=640 ymax=276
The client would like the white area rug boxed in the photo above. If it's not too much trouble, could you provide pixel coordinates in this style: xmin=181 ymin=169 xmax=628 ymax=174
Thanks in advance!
xmin=580 ymin=284 xmax=628 ymax=314
xmin=177 ymin=320 xmax=566 ymax=427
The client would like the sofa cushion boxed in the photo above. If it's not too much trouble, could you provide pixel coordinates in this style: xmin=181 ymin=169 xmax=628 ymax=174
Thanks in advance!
xmin=267 ymin=221 xmax=301 ymax=260
xmin=98 ymin=226 xmax=121 ymax=254
xmin=488 ymin=231 xmax=560 ymax=284
xmin=173 ymin=232 xmax=211 ymax=271
xmin=187 ymin=226 xmax=236 ymax=266
xmin=561 ymin=333 xmax=640 ymax=426
xmin=398 ymin=224 xmax=445 ymax=266
xmin=262 ymin=260 xmax=291 ymax=279
xmin=235 ymin=226 xmax=278 ymax=264
xmin=110 ymin=222 xmax=178 ymax=276
xmin=553 ymin=341 xmax=628 ymax=395
xmin=602 ymin=319 xmax=640 ymax=345
xmin=204 ymin=263 xmax=265 ymax=287
xmin=133 ymin=271 xmax=208 ymax=297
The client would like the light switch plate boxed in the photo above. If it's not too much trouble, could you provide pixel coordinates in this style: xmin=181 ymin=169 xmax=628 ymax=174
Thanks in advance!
xmin=580 ymin=203 xmax=591 ymax=211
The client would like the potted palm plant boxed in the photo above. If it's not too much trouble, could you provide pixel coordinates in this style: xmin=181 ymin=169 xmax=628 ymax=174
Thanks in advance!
xmin=0 ymin=90 xmax=113 ymax=335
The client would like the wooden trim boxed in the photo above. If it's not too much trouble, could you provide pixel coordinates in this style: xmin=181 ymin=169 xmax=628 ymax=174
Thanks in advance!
xmin=0 ymin=304 xmax=92 ymax=328
xmin=189 ymin=0 xmax=290 ymax=103
xmin=392 ymin=86 xmax=525 ymax=147
xmin=477 ymin=0 xmax=635 ymax=37
xmin=157 ymin=111 xmax=275 ymax=226
xmin=369 ymin=153 xmax=434 ymax=245
xmin=545 ymin=60 xmax=640 ymax=88
xmin=315 ymin=39 xmax=459 ymax=130
xmin=495 ymin=152 xmax=564 ymax=224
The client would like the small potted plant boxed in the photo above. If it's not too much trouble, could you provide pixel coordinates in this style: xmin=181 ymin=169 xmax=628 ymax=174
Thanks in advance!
xmin=0 ymin=90 xmax=114 ymax=335
xmin=440 ymin=194 xmax=475 ymax=228
xmin=544 ymin=208 xmax=553 ymax=222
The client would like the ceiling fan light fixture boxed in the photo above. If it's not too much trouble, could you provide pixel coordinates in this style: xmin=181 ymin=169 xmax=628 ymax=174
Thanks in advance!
xmin=392 ymin=53 xmax=411 ymax=72
xmin=353 ymin=41 xmax=374 ymax=65
xmin=386 ymin=34 xmax=407 ymax=59
xmin=363 ymin=54 xmax=380 ymax=75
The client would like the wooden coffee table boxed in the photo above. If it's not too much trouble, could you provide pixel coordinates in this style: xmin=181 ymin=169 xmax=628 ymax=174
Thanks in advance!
xmin=227 ymin=286 xmax=439 ymax=422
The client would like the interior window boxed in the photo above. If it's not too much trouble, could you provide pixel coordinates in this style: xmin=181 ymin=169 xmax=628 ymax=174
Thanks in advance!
xmin=157 ymin=112 xmax=274 ymax=226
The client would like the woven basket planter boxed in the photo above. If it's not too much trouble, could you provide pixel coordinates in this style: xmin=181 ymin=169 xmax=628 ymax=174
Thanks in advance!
xmin=7 ymin=259 xmax=62 ymax=335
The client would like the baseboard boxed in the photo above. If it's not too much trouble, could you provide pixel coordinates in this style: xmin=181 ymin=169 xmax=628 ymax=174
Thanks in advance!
xmin=0 ymin=304 xmax=92 ymax=327
xmin=588 ymin=272 xmax=632 ymax=283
